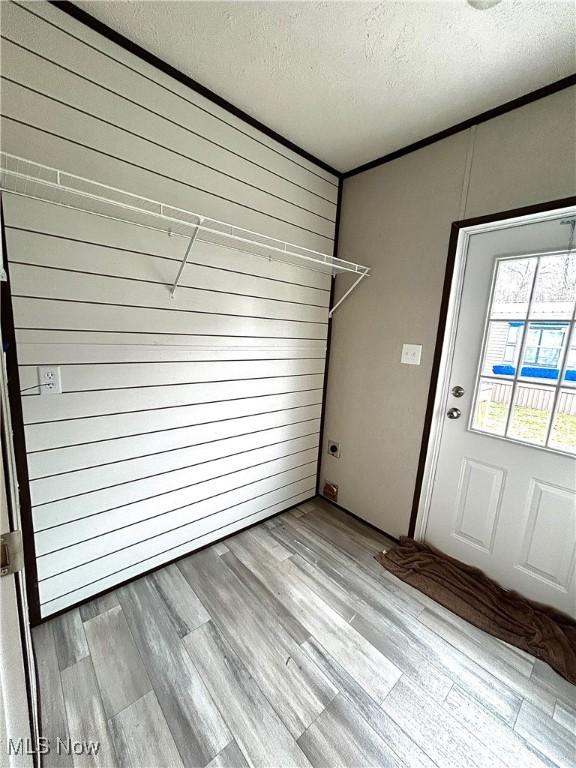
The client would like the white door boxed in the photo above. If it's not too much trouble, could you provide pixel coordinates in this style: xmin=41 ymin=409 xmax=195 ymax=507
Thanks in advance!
xmin=421 ymin=209 xmax=576 ymax=617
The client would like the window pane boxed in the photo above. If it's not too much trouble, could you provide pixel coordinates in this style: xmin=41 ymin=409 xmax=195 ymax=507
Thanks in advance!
xmin=520 ymin=320 xmax=570 ymax=384
xmin=507 ymin=384 xmax=554 ymax=446
xmin=564 ymin=324 xmax=576 ymax=386
xmin=530 ymin=253 xmax=576 ymax=320
xmin=491 ymin=258 xmax=536 ymax=320
xmin=472 ymin=255 xmax=574 ymax=454
xmin=548 ymin=390 xmax=576 ymax=454
xmin=472 ymin=379 xmax=512 ymax=435
xmin=481 ymin=321 xmax=523 ymax=378
xmin=517 ymin=321 xmax=569 ymax=385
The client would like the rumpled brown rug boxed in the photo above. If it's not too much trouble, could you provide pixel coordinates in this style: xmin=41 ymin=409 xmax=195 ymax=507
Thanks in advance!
xmin=375 ymin=536 xmax=576 ymax=685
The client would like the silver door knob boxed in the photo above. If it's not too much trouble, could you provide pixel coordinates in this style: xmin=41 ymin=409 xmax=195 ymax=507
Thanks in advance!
xmin=447 ymin=407 xmax=461 ymax=420
xmin=451 ymin=385 xmax=465 ymax=398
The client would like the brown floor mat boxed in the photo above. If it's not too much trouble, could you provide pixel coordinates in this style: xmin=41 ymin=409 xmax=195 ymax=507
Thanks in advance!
xmin=375 ymin=537 xmax=576 ymax=685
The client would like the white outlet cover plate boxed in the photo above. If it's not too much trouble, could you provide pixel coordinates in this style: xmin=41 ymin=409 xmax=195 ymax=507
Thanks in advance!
xmin=401 ymin=344 xmax=422 ymax=366
xmin=38 ymin=366 xmax=62 ymax=394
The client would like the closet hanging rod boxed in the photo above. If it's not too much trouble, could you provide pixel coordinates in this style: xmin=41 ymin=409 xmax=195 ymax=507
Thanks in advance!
xmin=0 ymin=153 xmax=371 ymax=279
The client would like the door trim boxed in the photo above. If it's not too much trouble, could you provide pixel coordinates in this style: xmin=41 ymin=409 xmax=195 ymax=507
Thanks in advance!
xmin=409 ymin=195 xmax=576 ymax=540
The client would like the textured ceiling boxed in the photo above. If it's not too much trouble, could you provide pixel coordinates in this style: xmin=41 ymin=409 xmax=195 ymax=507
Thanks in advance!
xmin=75 ymin=1 xmax=576 ymax=172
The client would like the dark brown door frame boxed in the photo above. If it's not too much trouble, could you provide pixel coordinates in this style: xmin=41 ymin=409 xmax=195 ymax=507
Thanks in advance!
xmin=408 ymin=194 xmax=576 ymax=538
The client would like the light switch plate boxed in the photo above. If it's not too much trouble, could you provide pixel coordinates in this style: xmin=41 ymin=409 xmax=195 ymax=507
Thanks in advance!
xmin=38 ymin=366 xmax=62 ymax=395
xmin=401 ymin=344 xmax=422 ymax=366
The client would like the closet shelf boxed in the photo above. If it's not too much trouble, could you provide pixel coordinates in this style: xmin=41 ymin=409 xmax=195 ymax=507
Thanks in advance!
xmin=0 ymin=152 xmax=371 ymax=312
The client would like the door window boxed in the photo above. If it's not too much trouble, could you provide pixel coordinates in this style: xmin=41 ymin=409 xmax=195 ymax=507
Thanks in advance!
xmin=471 ymin=253 xmax=576 ymax=454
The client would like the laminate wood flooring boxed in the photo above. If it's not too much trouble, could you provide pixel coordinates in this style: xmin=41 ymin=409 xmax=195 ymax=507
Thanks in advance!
xmin=33 ymin=498 xmax=575 ymax=767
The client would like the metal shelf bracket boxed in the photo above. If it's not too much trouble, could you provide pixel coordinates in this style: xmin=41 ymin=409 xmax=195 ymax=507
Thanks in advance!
xmin=328 ymin=268 xmax=370 ymax=318
xmin=169 ymin=219 xmax=203 ymax=299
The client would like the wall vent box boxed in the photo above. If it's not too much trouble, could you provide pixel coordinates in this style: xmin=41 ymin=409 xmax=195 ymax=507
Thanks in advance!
xmin=323 ymin=482 xmax=338 ymax=502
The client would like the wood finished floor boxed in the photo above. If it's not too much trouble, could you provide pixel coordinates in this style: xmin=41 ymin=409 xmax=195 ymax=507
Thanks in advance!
xmin=33 ymin=498 xmax=576 ymax=768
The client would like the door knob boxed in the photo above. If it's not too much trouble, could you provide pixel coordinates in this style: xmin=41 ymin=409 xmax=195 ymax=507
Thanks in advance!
xmin=447 ymin=407 xmax=461 ymax=420
xmin=451 ymin=385 xmax=465 ymax=398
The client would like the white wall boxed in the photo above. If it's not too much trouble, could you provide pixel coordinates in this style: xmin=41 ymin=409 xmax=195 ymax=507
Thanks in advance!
xmin=321 ymin=86 xmax=576 ymax=538
xmin=0 ymin=0 xmax=337 ymax=617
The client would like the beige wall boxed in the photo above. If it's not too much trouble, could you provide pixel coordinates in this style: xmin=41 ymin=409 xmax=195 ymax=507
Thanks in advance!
xmin=321 ymin=87 xmax=576 ymax=537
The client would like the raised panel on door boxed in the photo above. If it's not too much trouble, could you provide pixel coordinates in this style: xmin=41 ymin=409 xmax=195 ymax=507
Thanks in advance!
xmin=453 ymin=458 xmax=506 ymax=554
xmin=517 ymin=480 xmax=576 ymax=592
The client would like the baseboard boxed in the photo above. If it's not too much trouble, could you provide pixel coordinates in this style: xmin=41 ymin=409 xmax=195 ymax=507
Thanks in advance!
xmin=35 ymin=493 xmax=399 ymax=624
xmin=317 ymin=495 xmax=400 ymax=544
xmin=33 ymin=494 xmax=317 ymax=625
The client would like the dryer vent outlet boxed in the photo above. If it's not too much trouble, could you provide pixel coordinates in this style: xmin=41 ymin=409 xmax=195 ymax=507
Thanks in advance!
xmin=323 ymin=482 xmax=338 ymax=503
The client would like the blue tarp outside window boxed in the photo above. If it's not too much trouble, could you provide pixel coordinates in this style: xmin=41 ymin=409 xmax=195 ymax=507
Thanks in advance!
xmin=492 ymin=321 xmax=574 ymax=381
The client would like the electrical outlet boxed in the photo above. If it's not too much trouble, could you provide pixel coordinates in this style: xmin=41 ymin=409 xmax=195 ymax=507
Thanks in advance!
xmin=38 ymin=366 xmax=62 ymax=395
xmin=327 ymin=440 xmax=340 ymax=458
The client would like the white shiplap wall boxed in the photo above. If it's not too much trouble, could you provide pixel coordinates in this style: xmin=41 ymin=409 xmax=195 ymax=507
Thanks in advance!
xmin=0 ymin=0 xmax=337 ymax=617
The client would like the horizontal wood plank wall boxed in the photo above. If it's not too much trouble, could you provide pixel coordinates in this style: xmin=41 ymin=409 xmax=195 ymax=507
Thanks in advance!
xmin=0 ymin=0 xmax=337 ymax=618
